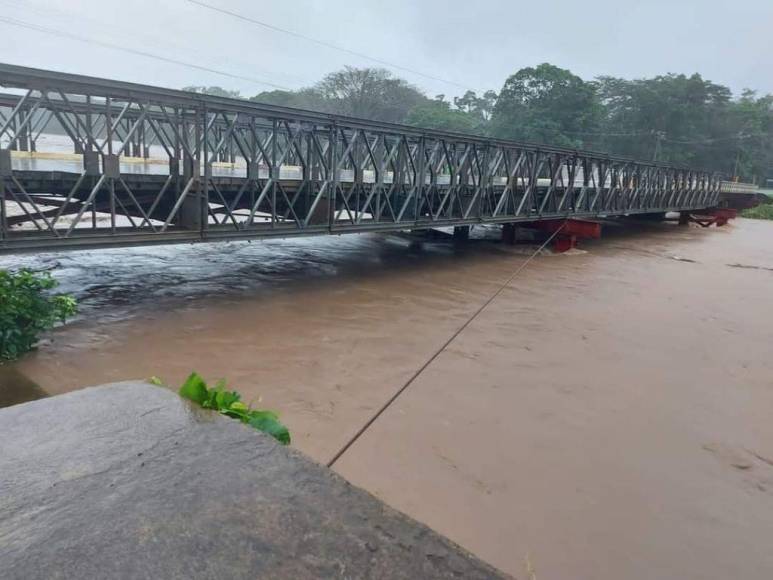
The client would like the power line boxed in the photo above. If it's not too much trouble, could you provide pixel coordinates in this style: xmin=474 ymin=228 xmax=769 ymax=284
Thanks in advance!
xmin=183 ymin=0 xmax=476 ymax=93
xmin=0 ymin=0 xmax=310 ymax=87
xmin=664 ymin=133 xmax=769 ymax=145
xmin=0 ymin=16 xmax=684 ymax=143
xmin=0 ymin=15 xmax=293 ymax=91
xmin=542 ymin=127 xmax=650 ymax=138
xmin=3 ymin=11 xmax=764 ymax=153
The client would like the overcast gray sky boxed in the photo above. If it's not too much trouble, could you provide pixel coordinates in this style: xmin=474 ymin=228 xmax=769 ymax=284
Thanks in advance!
xmin=1 ymin=0 xmax=770 ymax=99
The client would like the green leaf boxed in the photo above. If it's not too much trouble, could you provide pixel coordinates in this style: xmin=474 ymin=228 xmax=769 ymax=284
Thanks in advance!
xmin=246 ymin=409 xmax=279 ymax=422
xmin=172 ymin=372 xmax=291 ymax=445
xmin=248 ymin=411 xmax=291 ymax=445
xmin=147 ymin=376 xmax=165 ymax=386
xmin=201 ymin=388 xmax=218 ymax=409
xmin=220 ymin=407 xmax=248 ymax=420
xmin=178 ymin=372 xmax=209 ymax=405
xmin=214 ymin=388 xmax=240 ymax=410
xmin=220 ymin=400 xmax=250 ymax=420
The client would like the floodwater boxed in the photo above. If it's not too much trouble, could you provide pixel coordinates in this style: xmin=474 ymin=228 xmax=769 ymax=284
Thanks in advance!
xmin=2 ymin=218 xmax=773 ymax=579
xmin=0 ymin=226 xmax=514 ymax=456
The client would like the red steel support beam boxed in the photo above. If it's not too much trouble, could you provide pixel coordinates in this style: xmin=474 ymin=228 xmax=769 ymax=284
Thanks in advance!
xmin=709 ymin=208 xmax=737 ymax=226
xmin=516 ymin=219 xmax=601 ymax=252
xmin=531 ymin=219 xmax=601 ymax=239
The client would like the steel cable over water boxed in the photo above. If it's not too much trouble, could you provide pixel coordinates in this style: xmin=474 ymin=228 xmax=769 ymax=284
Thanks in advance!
xmin=326 ymin=221 xmax=568 ymax=467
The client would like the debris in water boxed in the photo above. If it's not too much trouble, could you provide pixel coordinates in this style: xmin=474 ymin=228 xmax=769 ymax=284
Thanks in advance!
xmin=727 ymin=263 xmax=773 ymax=272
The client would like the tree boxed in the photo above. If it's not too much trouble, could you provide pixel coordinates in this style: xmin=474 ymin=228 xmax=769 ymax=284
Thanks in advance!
xmin=182 ymin=85 xmax=243 ymax=99
xmin=183 ymin=63 xmax=771 ymax=182
xmin=249 ymin=67 xmax=429 ymax=123
xmin=406 ymin=97 xmax=483 ymax=134
xmin=596 ymin=73 xmax=733 ymax=167
xmin=724 ymin=90 xmax=773 ymax=181
xmin=250 ymin=88 xmax=326 ymax=111
xmin=453 ymin=90 xmax=498 ymax=121
xmin=490 ymin=63 xmax=601 ymax=147
xmin=311 ymin=67 xmax=427 ymax=123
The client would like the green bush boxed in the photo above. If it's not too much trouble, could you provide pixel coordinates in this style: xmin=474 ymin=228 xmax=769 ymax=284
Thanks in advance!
xmin=173 ymin=372 xmax=291 ymax=445
xmin=0 ymin=269 xmax=77 ymax=360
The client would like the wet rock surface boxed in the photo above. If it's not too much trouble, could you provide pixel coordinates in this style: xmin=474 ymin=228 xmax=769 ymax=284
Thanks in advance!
xmin=0 ymin=382 xmax=506 ymax=580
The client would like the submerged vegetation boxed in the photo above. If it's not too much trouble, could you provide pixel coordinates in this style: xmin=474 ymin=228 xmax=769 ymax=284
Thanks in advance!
xmin=169 ymin=372 xmax=291 ymax=445
xmin=0 ymin=269 xmax=77 ymax=361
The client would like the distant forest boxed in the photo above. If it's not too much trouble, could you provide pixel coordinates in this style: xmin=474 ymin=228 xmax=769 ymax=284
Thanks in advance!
xmin=184 ymin=63 xmax=773 ymax=183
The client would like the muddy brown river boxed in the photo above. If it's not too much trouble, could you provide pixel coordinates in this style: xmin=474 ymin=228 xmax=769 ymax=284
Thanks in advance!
xmin=2 ymin=218 xmax=773 ymax=579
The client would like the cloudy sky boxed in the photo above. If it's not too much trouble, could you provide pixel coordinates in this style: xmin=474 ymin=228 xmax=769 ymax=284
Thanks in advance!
xmin=0 ymin=0 xmax=770 ymax=99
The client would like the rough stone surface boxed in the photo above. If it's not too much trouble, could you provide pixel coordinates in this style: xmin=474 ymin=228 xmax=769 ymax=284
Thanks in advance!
xmin=0 ymin=382 xmax=508 ymax=579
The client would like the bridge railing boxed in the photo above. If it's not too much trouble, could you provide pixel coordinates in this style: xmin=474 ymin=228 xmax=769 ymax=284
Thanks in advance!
xmin=0 ymin=63 xmax=722 ymax=252
xmin=719 ymin=181 xmax=759 ymax=194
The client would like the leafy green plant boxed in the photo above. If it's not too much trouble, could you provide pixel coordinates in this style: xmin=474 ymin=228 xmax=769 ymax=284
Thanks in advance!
xmin=0 ymin=268 xmax=77 ymax=361
xmin=175 ymin=372 xmax=290 ymax=445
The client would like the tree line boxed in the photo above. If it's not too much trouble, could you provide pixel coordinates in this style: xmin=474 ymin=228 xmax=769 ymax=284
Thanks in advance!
xmin=185 ymin=63 xmax=773 ymax=184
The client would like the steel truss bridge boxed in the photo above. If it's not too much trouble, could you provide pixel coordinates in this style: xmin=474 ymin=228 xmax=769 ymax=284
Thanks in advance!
xmin=0 ymin=63 xmax=723 ymax=254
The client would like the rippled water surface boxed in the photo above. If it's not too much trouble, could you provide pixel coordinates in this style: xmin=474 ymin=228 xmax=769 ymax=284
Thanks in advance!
xmin=1 ymin=232 xmax=482 ymax=320
xmin=3 ymin=218 xmax=773 ymax=580
xmin=0 ymin=226 xmax=505 ymax=405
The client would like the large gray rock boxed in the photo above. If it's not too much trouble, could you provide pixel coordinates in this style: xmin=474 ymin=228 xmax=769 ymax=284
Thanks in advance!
xmin=0 ymin=382 xmax=507 ymax=579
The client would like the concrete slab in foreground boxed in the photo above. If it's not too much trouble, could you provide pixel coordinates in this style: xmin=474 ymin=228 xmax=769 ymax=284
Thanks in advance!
xmin=0 ymin=382 xmax=507 ymax=580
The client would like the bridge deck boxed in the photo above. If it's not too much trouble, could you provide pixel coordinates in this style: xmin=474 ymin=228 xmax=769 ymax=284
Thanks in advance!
xmin=0 ymin=63 xmax=722 ymax=253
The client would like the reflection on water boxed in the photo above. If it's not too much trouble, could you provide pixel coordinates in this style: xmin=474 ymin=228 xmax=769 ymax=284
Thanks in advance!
xmin=0 ymin=366 xmax=48 ymax=407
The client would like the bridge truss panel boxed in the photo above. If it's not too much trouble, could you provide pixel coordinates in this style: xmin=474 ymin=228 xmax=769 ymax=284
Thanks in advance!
xmin=0 ymin=64 xmax=722 ymax=252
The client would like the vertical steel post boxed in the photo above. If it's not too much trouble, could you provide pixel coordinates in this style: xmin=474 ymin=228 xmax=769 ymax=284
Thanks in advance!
xmin=479 ymin=143 xmax=491 ymax=219
xmin=305 ymin=129 xmax=313 ymax=222
xmin=106 ymin=96 xmax=114 ymax=232
xmin=414 ymin=135 xmax=425 ymax=225
xmin=329 ymin=122 xmax=338 ymax=231
xmin=271 ymin=118 xmax=278 ymax=229
xmin=200 ymin=103 xmax=208 ymax=234
xmin=0 ymin=178 xmax=5 ymax=242
xmin=0 ymin=150 xmax=7 ymax=242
